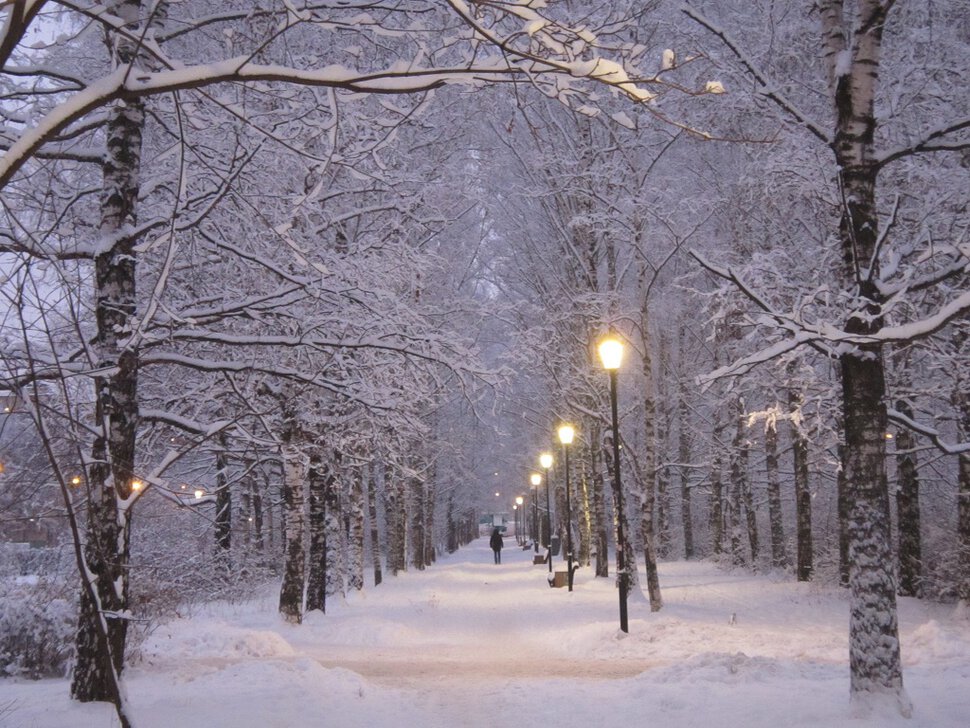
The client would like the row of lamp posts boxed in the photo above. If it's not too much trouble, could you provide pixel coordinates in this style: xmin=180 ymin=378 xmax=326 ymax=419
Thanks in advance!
xmin=525 ymin=333 xmax=629 ymax=632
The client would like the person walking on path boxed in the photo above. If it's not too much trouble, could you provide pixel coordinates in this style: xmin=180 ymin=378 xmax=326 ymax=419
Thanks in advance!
xmin=490 ymin=527 xmax=504 ymax=564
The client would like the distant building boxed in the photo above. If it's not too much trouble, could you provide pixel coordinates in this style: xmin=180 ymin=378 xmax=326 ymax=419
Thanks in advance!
xmin=479 ymin=512 xmax=509 ymax=536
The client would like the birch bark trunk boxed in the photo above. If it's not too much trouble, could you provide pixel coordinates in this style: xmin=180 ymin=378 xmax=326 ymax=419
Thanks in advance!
xmin=821 ymin=0 xmax=905 ymax=705
xmin=894 ymin=399 xmax=922 ymax=598
xmin=278 ymin=447 xmax=306 ymax=623
xmin=347 ymin=463 xmax=365 ymax=590
xmin=71 ymin=0 xmax=146 ymax=709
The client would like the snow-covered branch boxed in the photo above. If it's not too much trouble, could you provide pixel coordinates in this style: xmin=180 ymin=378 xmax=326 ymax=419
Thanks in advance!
xmin=876 ymin=117 xmax=970 ymax=167
xmin=679 ymin=2 xmax=830 ymax=144
xmin=887 ymin=407 xmax=970 ymax=455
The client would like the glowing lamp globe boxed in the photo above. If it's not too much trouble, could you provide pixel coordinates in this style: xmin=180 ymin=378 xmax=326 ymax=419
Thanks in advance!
xmin=598 ymin=337 xmax=624 ymax=370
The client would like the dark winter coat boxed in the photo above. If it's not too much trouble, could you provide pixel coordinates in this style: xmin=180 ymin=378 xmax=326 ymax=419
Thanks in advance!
xmin=489 ymin=530 xmax=503 ymax=551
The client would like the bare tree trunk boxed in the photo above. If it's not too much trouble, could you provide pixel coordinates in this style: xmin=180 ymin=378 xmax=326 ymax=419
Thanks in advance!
xmin=959 ymin=451 xmax=970 ymax=604
xmin=424 ymin=465 xmax=436 ymax=566
xmin=733 ymin=402 xmax=758 ymax=564
xmin=578 ymin=458 xmax=592 ymax=567
xmin=656 ymin=340 xmax=673 ymax=559
xmin=790 ymin=387 xmax=813 ymax=582
xmin=728 ymin=397 xmax=746 ymax=566
xmin=741 ymin=458 xmax=758 ymax=563
xmin=385 ymin=462 xmax=407 ymax=575
xmin=603 ymin=432 xmax=638 ymax=587
xmin=678 ymin=382 xmax=695 ymax=560
xmin=656 ymin=463 xmax=672 ymax=559
xmin=347 ymin=464 xmax=365 ymax=590
xmin=638 ymin=273 xmax=662 ymax=611
xmin=837 ymin=440 xmax=850 ymax=587
xmin=894 ymin=399 xmax=922 ymax=598
xmin=305 ymin=455 xmax=327 ymax=613
xmin=252 ymin=478 xmax=265 ymax=555
xmin=710 ymin=411 xmax=725 ymax=556
xmin=589 ymin=421 xmax=609 ymax=577
xmin=367 ymin=463 xmax=383 ymax=585
xmin=324 ymin=458 xmax=344 ymax=601
xmin=764 ymin=416 xmax=787 ymax=568
xmin=956 ymin=384 xmax=970 ymax=603
xmin=214 ymin=434 xmax=231 ymax=559
xmin=411 ymin=471 xmax=427 ymax=570
xmin=278 ymin=447 xmax=306 ymax=623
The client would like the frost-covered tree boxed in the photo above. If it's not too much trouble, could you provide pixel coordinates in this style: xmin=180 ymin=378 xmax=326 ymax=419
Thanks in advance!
xmin=683 ymin=0 xmax=970 ymax=711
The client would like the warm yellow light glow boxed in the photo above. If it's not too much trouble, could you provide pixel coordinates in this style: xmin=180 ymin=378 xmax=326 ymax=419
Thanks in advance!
xmin=558 ymin=424 xmax=575 ymax=445
xmin=495 ymin=491 xmax=500 ymax=497
xmin=515 ymin=496 xmax=524 ymax=506
xmin=194 ymin=489 xmax=205 ymax=500
xmin=512 ymin=504 xmax=517 ymax=510
xmin=598 ymin=337 xmax=624 ymax=370
xmin=71 ymin=475 xmax=81 ymax=486
xmin=539 ymin=452 xmax=553 ymax=469
xmin=131 ymin=480 xmax=143 ymax=492
xmin=530 ymin=473 xmax=541 ymax=487
xmin=885 ymin=432 xmax=894 ymax=440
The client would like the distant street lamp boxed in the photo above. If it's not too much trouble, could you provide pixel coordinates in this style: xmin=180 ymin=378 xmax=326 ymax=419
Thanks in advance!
xmin=557 ymin=424 xmax=575 ymax=591
xmin=599 ymin=334 xmax=629 ymax=633
xmin=540 ymin=452 xmax=553 ymax=573
xmin=515 ymin=496 xmax=524 ymax=545
xmin=530 ymin=473 xmax=541 ymax=553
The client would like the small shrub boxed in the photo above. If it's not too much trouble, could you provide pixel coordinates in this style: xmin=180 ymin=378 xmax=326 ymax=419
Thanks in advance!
xmin=0 ymin=581 xmax=75 ymax=679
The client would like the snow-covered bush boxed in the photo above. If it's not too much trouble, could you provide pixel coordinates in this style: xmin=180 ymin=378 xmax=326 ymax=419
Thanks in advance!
xmin=0 ymin=545 xmax=76 ymax=679
xmin=0 ymin=580 xmax=75 ymax=678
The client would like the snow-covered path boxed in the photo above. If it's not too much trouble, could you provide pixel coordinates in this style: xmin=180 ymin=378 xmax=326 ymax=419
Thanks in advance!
xmin=3 ymin=540 xmax=969 ymax=727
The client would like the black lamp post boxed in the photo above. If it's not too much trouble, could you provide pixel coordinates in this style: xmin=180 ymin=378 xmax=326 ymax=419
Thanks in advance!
xmin=530 ymin=473 xmax=541 ymax=553
xmin=515 ymin=496 xmax=524 ymax=546
xmin=558 ymin=424 xmax=576 ymax=592
xmin=599 ymin=335 xmax=629 ymax=632
xmin=540 ymin=452 xmax=553 ymax=573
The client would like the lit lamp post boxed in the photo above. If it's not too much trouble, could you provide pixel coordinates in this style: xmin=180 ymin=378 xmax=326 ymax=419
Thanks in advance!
xmin=515 ymin=496 xmax=524 ymax=545
xmin=540 ymin=452 xmax=553 ymax=573
xmin=599 ymin=335 xmax=629 ymax=632
xmin=530 ymin=473 xmax=541 ymax=553
xmin=558 ymin=423 xmax=575 ymax=592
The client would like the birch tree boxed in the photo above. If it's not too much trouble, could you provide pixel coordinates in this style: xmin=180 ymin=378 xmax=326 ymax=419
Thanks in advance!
xmin=684 ymin=0 xmax=970 ymax=710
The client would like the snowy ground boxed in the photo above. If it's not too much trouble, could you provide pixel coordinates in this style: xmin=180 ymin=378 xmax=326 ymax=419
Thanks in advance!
xmin=2 ymin=541 xmax=969 ymax=728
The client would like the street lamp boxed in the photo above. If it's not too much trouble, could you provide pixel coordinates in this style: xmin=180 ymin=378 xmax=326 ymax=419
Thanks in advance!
xmin=540 ymin=452 xmax=553 ymax=573
xmin=530 ymin=473 xmax=541 ymax=553
xmin=557 ymin=423 xmax=575 ymax=591
xmin=515 ymin=495 xmax=524 ymax=545
xmin=599 ymin=334 xmax=629 ymax=633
